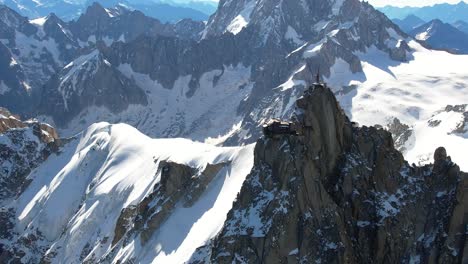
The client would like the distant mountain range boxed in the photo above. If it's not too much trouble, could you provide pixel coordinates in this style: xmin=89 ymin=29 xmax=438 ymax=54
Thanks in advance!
xmin=163 ymin=0 xmax=218 ymax=15
xmin=378 ymin=1 xmax=468 ymax=23
xmin=410 ymin=19 xmax=468 ymax=54
xmin=0 ymin=0 xmax=215 ymax=22
xmin=392 ymin=15 xmax=426 ymax=33
xmin=392 ymin=15 xmax=468 ymax=54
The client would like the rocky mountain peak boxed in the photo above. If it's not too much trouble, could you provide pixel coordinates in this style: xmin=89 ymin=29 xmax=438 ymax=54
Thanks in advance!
xmin=203 ymin=0 xmax=401 ymax=51
xmin=205 ymin=0 xmax=352 ymax=37
xmin=39 ymin=49 xmax=147 ymax=125
xmin=199 ymin=83 xmax=467 ymax=263
xmin=83 ymin=2 xmax=109 ymax=19
xmin=45 ymin=12 xmax=61 ymax=23
xmin=410 ymin=18 xmax=468 ymax=53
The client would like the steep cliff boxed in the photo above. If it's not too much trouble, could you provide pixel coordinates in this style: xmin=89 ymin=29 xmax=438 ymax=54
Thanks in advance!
xmin=198 ymin=84 xmax=467 ymax=264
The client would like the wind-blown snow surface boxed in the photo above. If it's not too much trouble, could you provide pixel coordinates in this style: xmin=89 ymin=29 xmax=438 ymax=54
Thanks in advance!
xmin=13 ymin=122 xmax=254 ymax=263
xmin=329 ymin=41 xmax=468 ymax=170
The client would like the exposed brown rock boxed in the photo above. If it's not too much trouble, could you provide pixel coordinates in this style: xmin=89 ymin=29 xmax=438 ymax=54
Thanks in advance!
xmin=108 ymin=160 xmax=229 ymax=250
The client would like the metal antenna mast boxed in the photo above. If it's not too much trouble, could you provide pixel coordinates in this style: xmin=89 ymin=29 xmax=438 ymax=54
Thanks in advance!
xmin=316 ymin=67 xmax=320 ymax=83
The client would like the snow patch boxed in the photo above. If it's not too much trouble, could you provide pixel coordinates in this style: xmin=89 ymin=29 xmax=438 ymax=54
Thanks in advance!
xmin=285 ymin=26 xmax=304 ymax=45
xmin=225 ymin=0 xmax=256 ymax=35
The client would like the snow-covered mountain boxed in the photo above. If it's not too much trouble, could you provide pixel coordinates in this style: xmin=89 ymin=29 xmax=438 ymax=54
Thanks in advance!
xmin=410 ymin=19 xmax=468 ymax=54
xmin=0 ymin=5 xmax=76 ymax=115
xmin=378 ymin=1 xmax=468 ymax=23
xmin=333 ymin=43 xmax=468 ymax=170
xmin=0 ymin=0 xmax=466 ymax=170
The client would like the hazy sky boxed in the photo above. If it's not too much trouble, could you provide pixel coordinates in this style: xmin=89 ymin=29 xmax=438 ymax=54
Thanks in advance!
xmin=365 ymin=0 xmax=466 ymax=7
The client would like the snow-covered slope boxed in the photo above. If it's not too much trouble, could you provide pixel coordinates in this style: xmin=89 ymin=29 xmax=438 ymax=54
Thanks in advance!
xmin=3 ymin=122 xmax=254 ymax=263
xmin=405 ymin=105 xmax=467 ymax=171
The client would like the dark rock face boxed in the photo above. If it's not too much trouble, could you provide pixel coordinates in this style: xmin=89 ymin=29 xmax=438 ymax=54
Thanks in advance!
xmin=0 ymin=5 xmax=58 ymax=115
xmin=198 ymin=85 xmax=466 ymax=263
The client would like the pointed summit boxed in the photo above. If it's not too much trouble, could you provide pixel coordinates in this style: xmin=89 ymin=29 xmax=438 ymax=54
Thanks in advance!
xmin=80 ymin=2 xmax=109 ymax=21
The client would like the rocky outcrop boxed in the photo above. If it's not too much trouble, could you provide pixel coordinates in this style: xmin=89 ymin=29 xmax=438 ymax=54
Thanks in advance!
xmin=197 ymin=85 xmax=466 ymax=263
xmin=387 ymin=117 xmax=413 ymax=152
xmin=0 ymin=108 xmax=60 ymax=200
